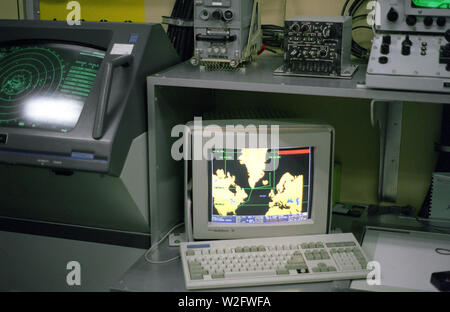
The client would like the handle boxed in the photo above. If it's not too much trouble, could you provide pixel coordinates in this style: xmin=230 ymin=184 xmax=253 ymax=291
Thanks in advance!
xmin=195 ymin=34 xmax=237 ymax=42
xmin=92 ymin=54 xmax=133 ymax=140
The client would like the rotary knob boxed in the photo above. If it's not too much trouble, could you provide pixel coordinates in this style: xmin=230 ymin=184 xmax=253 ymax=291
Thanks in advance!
xmin=290 ymin=23 xmax=301 ymax=33
xmin=323 ymin=26 xmax=336 ymax=38
xmin=437 ymin=17 xmax=446 ymax=27
xmin=379 ymin=56 xmax=389 ymax=64
xmin=387 ymin=7 xmax=399 ymax=22
xmin=445 ymin=29 xmax=450 ymax=42
xmin=212 ymin=10 xmax=222 ymax=20
xmin=424 ymin=16 xmax=433 ymax=27
xmin=406 ymin=15 xmax=417 ymax=26
xmin=223 ymin=10 xmax=233 ymax=21
xmin=402 ymin=45 xmax=411 ymax=56
xmin=382 ymin=35 xmax=391 ymax=45
xmin=300 ymin=24 xmax=310 ymax=33
xmin=402 ymin=34 xmax=413 ymax=47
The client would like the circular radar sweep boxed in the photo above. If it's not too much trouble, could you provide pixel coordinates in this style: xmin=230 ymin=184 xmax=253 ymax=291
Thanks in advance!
xmin=0 ymin=46 xmax=65 ymax=124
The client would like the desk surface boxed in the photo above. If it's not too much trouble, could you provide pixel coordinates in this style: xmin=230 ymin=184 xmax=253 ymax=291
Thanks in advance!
xmin=149 ymin=55 xmax=449 ymax=104
xmin=111 ymin=213 xmax=446 ymax=292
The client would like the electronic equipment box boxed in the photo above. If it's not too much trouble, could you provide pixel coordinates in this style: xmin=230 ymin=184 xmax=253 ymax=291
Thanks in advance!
xmin=0 ymin=20 xmax=179 ymax=246
xmin=191 ymin=0 xmax=262 ymax=68
xmin=366 ymin=0 xmax=450 ymax=93
xmin=274 ymin=16 xmax=358 ymax=79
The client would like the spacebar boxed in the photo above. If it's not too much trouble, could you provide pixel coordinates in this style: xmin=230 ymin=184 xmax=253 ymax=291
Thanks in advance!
xmin=225 ymin=270 xmax=276 ymax=279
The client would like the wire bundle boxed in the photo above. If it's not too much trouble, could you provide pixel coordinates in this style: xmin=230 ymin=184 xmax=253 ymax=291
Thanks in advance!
xmin=262 ymin=24 xmax=284 ymax=52
xmin=167 ymin=0 xmax=194 ymax=61
xmin=341 ymin=0 xmax=372 ymax=59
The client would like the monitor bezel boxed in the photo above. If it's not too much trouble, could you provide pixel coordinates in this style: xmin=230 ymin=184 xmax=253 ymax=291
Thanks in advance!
xmin=406 ymin=0 xmax=450 ymax=16
xmin=189 ymin=121 xmax=334 ymax=241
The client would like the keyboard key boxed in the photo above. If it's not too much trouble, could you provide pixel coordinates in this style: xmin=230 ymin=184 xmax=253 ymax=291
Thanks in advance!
xmin=225 ymin=270 xmax=276 ymax=279
xmin=276 ymin=269 xmax=289 ymax=275
xmin=212 ymin=273 xmax=225 ymax=279
xmin=190 ymin=273 xmax=204 ymax=280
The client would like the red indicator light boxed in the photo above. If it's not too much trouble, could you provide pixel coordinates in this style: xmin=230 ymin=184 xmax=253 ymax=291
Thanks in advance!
xmin=278 ymin=149 xmax=310 ymax=155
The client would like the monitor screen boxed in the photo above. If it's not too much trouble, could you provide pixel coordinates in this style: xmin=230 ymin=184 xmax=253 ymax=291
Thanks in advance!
xmin=0 ymin=42 xmax=105 ymax=133
xmin=209 ymin=147 xmax=313 ymax=225
xmin=411 ymin=0 xmax=450 ymax=8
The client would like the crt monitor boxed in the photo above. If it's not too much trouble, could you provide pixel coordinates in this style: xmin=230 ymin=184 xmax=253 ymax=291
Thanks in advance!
xmin=185 ymin=120 xmax=334 ymax=241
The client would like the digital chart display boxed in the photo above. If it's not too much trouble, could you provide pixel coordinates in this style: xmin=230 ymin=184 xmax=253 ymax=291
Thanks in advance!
xmin=209 ymin=148 xmax=313 ymax=225
xmin=412 ymin=0 xmax=450 ymax=9
xmin=0 ymin=42 xmax=105 ymax=132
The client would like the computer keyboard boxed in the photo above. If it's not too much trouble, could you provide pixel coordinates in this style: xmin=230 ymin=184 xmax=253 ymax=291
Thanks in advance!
xmin=180 ymin=233 xmax=370 ymax=290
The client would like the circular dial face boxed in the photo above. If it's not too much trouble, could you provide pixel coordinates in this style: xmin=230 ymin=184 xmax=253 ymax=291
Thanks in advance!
xmin=0 ymin=42 xmax=105 ymax=132
xmin=0 ymin=47 xmax=64 ymax=123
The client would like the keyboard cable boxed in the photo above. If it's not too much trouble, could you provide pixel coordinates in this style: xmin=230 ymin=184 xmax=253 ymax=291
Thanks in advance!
xmin=145 ymin=222 xmax=185 ymax=264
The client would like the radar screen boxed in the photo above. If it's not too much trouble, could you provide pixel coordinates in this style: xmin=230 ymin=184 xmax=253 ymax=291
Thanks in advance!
xmin=209 ymin=148 xmax=313 ymax=225
xmin=412 ymin=0 xmax=450 ymax=8
xmin=0 ymin=42 xmax=105 ymax=132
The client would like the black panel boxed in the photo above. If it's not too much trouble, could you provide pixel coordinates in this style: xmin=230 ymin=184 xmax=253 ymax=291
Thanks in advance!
xmin=0 ymin=216 xmax=151 ymax=249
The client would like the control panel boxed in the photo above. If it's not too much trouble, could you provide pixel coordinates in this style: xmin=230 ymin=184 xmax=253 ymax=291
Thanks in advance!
xmin=191 ymin=0 xmax=261 ymax=68
xmin=366 ymin=0 xmax=450 ymax=93
xmin=377 ymin=0 xmax=449 ymax=33
xmin=275 ymin=16 xmax=357 ymax=79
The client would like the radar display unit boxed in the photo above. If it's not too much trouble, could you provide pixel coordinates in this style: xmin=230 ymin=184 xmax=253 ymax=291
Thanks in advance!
xmin=0 ymin=20 xmax=179 ymax=247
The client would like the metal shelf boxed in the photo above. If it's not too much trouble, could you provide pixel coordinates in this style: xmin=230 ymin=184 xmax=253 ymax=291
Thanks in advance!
xmin=150 ymin=54 xmax=449 ymax=104
xmin=147 ymin=54 xmax=448 ymax=247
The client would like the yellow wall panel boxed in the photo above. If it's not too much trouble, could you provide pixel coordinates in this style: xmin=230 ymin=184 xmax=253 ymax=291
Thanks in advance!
xmin=40 ymin=0 xmax=145 ymax=22
xmin=0 ymin=0 xmax=19 ymax=19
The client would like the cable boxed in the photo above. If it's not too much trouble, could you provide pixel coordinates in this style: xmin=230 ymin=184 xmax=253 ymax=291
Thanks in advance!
xmin=261 ymin=24 xmax=284 ymax=49
xmin=435 ymin=248 xmax=450 ymax=255
xmin=352 ymin=26 xmax=372 ymax=31
xmin=144 ymin=222 xmax=185 ymax=264
xmin=166 ymin=0 xmax=194 ymax=62
xmin=341 ymin=0 xmax=372 ymax=59
xmin=414 ymin=217 xmax=450 ymax=235
xmin=341 ymin=0 xmax=352 ymax=16
xmin=353 ymin=14 xmax=368 ymax=20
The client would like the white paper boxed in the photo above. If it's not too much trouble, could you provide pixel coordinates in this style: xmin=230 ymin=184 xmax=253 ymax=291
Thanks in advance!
xmin=110 ymin=43 xmax=134 ymax=55
xmin=351 ymin=229 xmax=450 ymax=292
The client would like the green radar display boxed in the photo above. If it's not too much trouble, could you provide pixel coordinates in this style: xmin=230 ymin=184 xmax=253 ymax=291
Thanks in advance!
xmin=412 ymin=0 xmax=450 ymax=8
xmin=0 ymin=42 xmax=105 ymax=132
